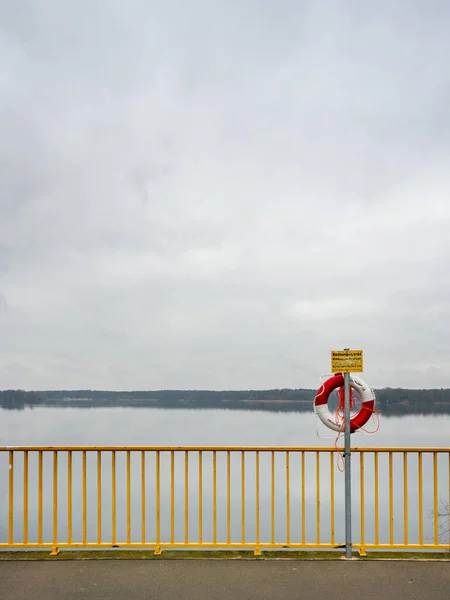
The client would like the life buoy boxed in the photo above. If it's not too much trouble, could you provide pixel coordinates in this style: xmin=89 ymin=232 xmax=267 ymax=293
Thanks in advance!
xmin=313 ymin=373 xmax=376 ymax=433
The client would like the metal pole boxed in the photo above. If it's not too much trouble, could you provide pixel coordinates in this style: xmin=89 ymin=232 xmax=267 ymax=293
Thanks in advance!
xmin=344 ymin=361 xmax=352 ymax=558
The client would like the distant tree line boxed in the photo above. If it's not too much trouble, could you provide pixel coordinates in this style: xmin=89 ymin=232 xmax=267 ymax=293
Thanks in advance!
xmin=1 ymin=387 xmax=450 ymax=414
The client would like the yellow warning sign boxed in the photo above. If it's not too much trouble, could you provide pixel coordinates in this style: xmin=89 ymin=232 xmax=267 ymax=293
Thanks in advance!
xmin=331 ymin=349 xmax=363 ymax=373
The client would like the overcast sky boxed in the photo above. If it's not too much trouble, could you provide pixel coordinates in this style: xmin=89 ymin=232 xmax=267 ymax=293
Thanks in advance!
xmin=1 ymin=1 xmax=450 ymax=391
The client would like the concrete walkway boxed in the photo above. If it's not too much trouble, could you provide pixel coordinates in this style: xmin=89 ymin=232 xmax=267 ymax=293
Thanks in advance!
xmin=1 ymin=560 xmax=449 ymax=600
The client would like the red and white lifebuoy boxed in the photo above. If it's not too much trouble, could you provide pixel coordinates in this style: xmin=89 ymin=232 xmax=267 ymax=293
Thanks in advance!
xmin=313 ymin=373 xmax=376 ymax=433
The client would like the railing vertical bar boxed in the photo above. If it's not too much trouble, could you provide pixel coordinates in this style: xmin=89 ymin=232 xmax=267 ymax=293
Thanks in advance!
xmin=198 ymin=451 xmax=203 ymax=544
xmin=433 ymin=452 xmax=439 ymax=545
xmin=184 ymin=451 xmax=189 ymax=544
xmin=403 ymin=452 xmax=408 ymax=546
xmin=241 ymin=451 xmax=245 ymax=544
xmin=141 ymin=451 xmax=146 ymax=544
xmin=112 ymin=450 xmax=116 ymax=545
xmin=316 ymin=451 xmax=320 ymax=544
xmin=374 ymin=452 xmax=379 ymax=546
xmin=360 ymin=452 xmax=365 ymax=547
xmin=67 ymin=451 xmax=73 ymax=545
xmin=286 ymin=451 xmax=290 ymax=545
xmin=389 ymin=451 xmax=394 ymax=545
xmin=227 ymin=450 xmax=231 ymax=545
xmin=53 ymin=451 xmax=58 ymax=549
xmin=301 ymin=451 xmax=306 ymax=545
xmin=156 ymin=450 xmax=161 ymax=547
xmin=330 ymin=452 xmax=335 ymax=545
xmin=418 ymin=452 xmax=423 ymax=545
xmin=126 ymin=450 xmax=131 ymax=545
xmin=38 ymin=450 xmax=43 ymax=545
xmin=170 ymin=451 xmax=175 ymax=544
xmin=448 ymin=452 xmax=450 ymax=548
xmin=213 ymin=450 xmax=217 ymax=545
xmin=82 ymin=450 xmax=87 ymax=545
xmin=23 ymin=451 xmax=28 ymax=544
xmin=256 ymin=451 xmax=260 ymax=547
xmin=271 ymin=451 xmax=275 ymax=545
xmin=97 ymin=451 xmax=102 ymax=544
xmin=8 ymin=450 xmax=14 ymax=545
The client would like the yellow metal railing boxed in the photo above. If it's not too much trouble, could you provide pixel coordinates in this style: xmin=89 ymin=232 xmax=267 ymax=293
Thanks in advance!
xmin=0 ymin=447 xmax=449 ymax=554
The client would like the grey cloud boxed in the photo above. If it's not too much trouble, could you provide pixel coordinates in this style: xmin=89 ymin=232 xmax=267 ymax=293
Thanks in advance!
xmin=1 ymin=1 xmax=450 ymax=390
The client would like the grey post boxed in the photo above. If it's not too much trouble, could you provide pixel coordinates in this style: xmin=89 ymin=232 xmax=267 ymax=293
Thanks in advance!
xmin=343 ymin=351 xmax=352 ymax=558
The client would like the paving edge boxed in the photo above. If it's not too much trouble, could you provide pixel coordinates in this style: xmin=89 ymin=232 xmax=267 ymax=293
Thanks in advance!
xmin=1 ymin=550 xmax=450 ymax=561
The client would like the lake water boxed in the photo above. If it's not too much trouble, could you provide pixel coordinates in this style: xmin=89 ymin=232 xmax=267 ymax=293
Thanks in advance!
xmin=1 ymin=407 xmax=449 ymax=549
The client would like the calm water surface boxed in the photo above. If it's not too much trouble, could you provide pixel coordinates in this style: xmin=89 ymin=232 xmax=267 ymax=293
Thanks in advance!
xmin=1 ymin=407 xmax=449 ymax=548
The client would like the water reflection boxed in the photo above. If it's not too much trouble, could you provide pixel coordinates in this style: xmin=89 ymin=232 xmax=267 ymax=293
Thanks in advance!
xmin=1 ymin=408 xmax=449 ymax=548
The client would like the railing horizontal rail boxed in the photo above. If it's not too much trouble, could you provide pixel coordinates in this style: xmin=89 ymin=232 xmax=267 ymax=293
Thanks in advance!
xmin=1 ymin=447 xmax=449 ymax=554
xmin=1 ymin=446 xmax=450 ymax=451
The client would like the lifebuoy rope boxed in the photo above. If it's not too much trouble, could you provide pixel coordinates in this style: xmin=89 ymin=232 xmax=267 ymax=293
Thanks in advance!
xmin=314 ymin=374 xmax=380 ymax=471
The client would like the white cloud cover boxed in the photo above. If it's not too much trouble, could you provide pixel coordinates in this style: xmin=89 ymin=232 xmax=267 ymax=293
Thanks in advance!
xmin=1 ymin=0 xmax=450 ymax=390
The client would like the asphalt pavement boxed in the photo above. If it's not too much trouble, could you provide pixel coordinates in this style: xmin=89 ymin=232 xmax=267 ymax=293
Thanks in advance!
xmin=1 ymin=559 xmax=449 ymax=600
